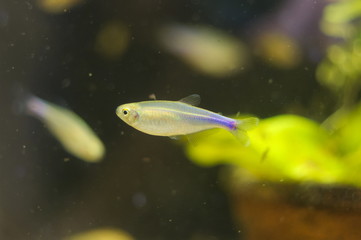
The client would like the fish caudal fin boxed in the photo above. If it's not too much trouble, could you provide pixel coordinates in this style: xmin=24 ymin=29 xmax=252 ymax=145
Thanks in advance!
xmin=232 ymin=117 xmax=259 ymax=146
xmin=13 ymin=90 xmax=48 ymax=120
xmin=12 ymin=82 xmax=30 ymax=115
xmin=237 ymin=117 xmax=259 ymax=130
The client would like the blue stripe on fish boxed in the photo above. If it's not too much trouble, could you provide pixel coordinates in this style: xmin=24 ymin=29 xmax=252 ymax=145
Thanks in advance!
xmin=201 ymin=114 xmax=237 ymax=130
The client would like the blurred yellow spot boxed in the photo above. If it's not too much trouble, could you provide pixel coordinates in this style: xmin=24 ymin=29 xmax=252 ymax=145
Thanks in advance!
xmin=158 ymin=24 xmax=248 ymax=77
xmin=37 ymin=0 xmax=84 ymax=14
xmin=95 ymin=21 xmax=130 ymax=60
xmin=254 ymin=31 xmax=301 ymax=69
xmin=64 ymin=228 xmax=134 ymax=240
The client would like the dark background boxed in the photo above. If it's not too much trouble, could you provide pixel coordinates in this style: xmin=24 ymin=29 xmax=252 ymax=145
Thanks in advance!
xmin=0 ymin=0 xmax=331 ymax=239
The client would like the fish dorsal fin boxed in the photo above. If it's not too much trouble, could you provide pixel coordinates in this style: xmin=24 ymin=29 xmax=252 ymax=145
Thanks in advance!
xmin=179 ymin=94 xmax=201 ymax=106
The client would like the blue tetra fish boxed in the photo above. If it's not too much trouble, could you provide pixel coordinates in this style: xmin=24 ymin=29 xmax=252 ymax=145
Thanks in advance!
xmin=116 ymin=94 xmax=258 ymax=145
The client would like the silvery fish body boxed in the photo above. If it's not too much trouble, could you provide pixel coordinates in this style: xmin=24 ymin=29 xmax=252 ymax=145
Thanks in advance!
xmin=116 ymin=94 xmax=258 ymax=145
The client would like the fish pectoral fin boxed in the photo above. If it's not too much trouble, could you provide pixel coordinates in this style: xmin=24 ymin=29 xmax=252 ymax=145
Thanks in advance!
xmin=231 ymin=129 xmax=250 ymax=146
xmin=179 ymin=94 xmax=201 ymax=106
xmin=185 ymin=134 xmax=200 ymax=146
xmin=169 ymin=135 xmax=181 ymax=140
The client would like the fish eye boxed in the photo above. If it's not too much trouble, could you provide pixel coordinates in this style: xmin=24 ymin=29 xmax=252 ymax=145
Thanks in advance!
xmin=122 ymin=108 xmax=129 ymax=115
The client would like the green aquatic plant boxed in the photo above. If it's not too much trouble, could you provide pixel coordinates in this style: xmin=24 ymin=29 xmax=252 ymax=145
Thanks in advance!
xmin=320 ymin=0 xmax=361 ymax=39
xmin=184 ymin=110 xmax=361 ymax=187
xmin=318 ymin=0 xmax=361 ymax=110
xmin=183 ymin=1 xmax=361 ymax=188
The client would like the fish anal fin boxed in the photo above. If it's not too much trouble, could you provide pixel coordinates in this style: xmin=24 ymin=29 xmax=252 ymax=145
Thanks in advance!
xmin=185 ymin=134 xmax=198 ymax=146
xmin=231 ymin=129 xmax=250 ymax=146
xmin=169 ymin=134 xmax=197 ymax=146
xmin=185 ymin=129 xmax=219 ymax=146
xmin=179 ymin=94 xmax=201 ymax=106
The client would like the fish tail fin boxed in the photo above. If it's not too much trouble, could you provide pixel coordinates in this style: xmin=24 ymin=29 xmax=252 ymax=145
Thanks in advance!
xmin=237 ymin=117 xmax=259 ymax=131
xmin=12 ymin=83 xmax=32 ymax=115
xmin=12 ymin=83 xmax=45 ymax=118
xmin=231 ymin=117 xmax=259 ymax=146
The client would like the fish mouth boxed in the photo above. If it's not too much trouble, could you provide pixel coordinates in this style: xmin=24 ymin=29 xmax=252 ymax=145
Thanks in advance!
xmin=115 ymin=105 xmax=126 ymax=119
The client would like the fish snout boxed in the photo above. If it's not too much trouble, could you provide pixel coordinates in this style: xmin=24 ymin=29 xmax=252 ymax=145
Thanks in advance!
xmin=116 ymin=105 xmax=139 ymax=124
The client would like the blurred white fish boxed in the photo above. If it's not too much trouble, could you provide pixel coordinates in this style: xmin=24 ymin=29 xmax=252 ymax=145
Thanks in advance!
xmin=158 ymin=24 xmax=248 ymax=77
xmin=116 ymin=94 xmax=258 ymax=145
xmin=23 ymin=95 xmax=105 ymax=162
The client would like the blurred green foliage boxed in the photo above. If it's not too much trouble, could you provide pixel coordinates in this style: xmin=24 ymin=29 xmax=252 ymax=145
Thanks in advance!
xmin=185 ymin=112 xmax=361 ymax=187
xmin=318 ymin=0 xmax=361 ymax=104
xmin=184 ymin=0 xmax=361 ymax=188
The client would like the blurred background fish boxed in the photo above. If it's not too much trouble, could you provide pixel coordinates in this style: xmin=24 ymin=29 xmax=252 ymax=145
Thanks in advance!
xmin=21 ymin=94 xmax=105 ymax=162
xmin=158 ymin=23 xmax=249 ymax=78
xmin=64 ymin=228 xmax=134 ymax=240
